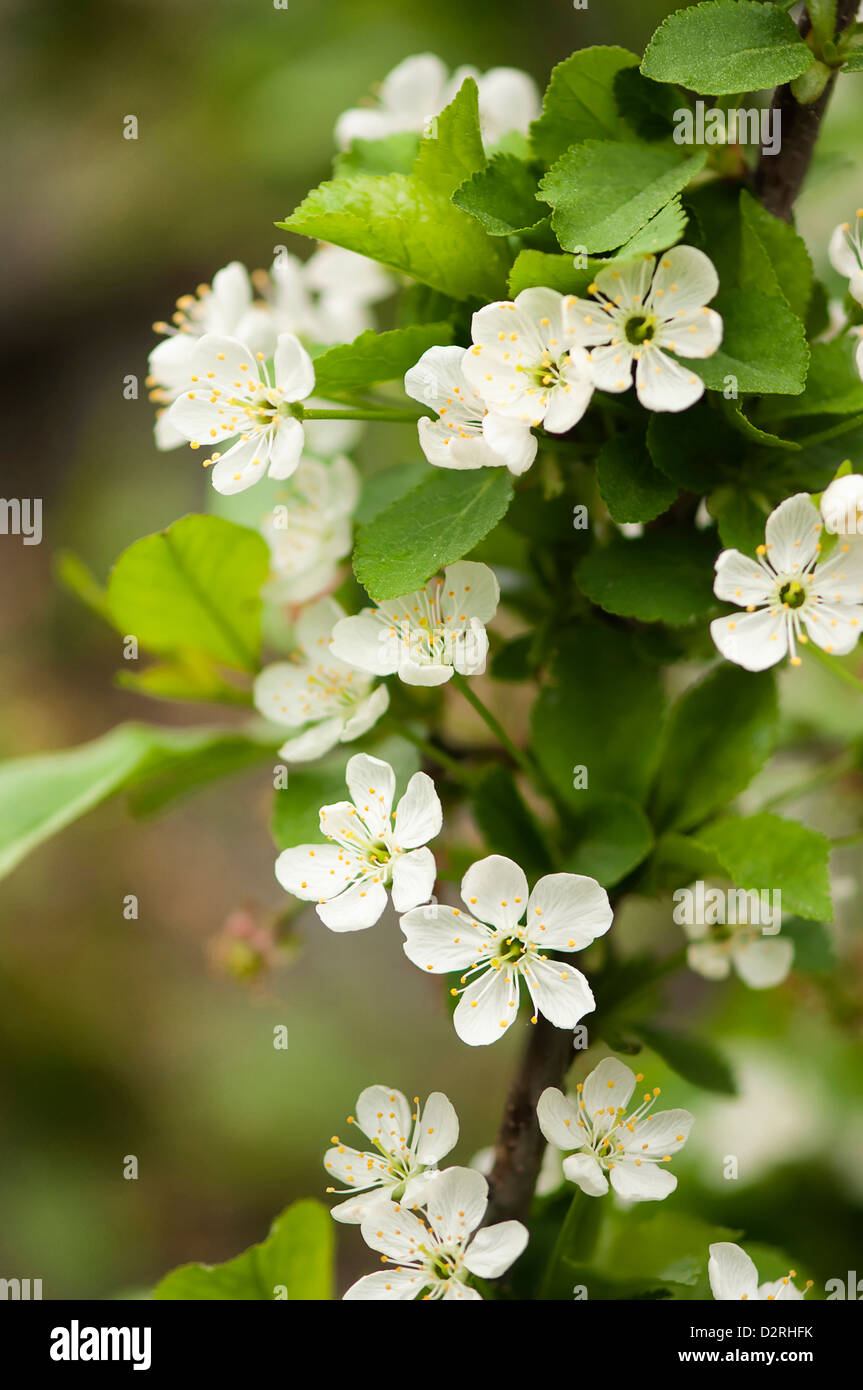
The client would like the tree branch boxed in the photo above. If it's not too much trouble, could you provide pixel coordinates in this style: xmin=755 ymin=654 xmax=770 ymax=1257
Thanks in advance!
xmin=755 ymin=0 xmax=857 ymax=222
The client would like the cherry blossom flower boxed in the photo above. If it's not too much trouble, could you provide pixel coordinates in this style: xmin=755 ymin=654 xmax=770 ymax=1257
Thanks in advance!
xmin=260 ymin=454 xmax=360 ymax=605
xmin=166 ymin=332 xmax=315 ymax=494
xmin=537 ymin=1057 xmax=694 ymax=1202
xmin=253 ymin=597 xmax=389 ymax=761
xmin=330 ymin=561 xmax=499 ymax=686
xmin=566 ymin=247 xmax=723 ymax=412
xmin=335 ymin=53 xmax=540 ymax=150
xmin=708 ymin=1242 xmax=809 ymax=1301
xmin=324 ymin=1084 xmax=458 ymax=1223
xmin=148 ymin=262 xmax=276 ymax=449
xmin=821 ymin=472 xmax=863 ymax=536
xmin=710 ymin=493 xmax=863 ymax=670
xmin=680 ymin=899 xmax=793 ymax=991
xmin=254 ymin=245 xmax=393 ymax=346
xmin=462 ymin=288 xmax=594 ymax=435
xmin=275 ymin=752 xmax=441 ymax=930
xmin=829 ymin=209 xmax=863 ymax=307
xmin=405 ymin=345 xmax=537 ymax=474
xmin=343 ymin=1165 xmax=528 ymax=1300
xmin=400 ymin=854 xmax=612 ymax=1046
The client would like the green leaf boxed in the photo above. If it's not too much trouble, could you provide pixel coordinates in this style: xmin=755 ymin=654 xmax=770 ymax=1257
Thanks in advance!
xmin=280 ymin=173 xmax=509 ymax=301
xmin=576 ymin=529 xmax=718 ymax=625
xmin=105 ymin=515 xmax=269 ymax=673
xmin=614 ymin=198 xmax=688 ymax=258
xmin=739 ymin=189 xmax=813 ymax=321
xmin=782 ymin=917 xmax=835 ymax=974
xmin=530 ymin=46 xmax=640 ymax=164
xmin=760 ymin=339 xmax=863 ymax=421
xmin=614 ymin=66 xmax=688 ymax=141
xmin=355 ymin=460 xmax=430 ymax=526
xmin=507 ymin=250 xmax=596 ymax=298
xmin=719 ymin=397 xmax=800 ymax=451
xmin=807 ymin=0 xmax=838 ymax=49
xmin=539 ymin=142 xmax=705 ymax=254
xmin=695 ymin=813 xmax=833 ymax=921
xmin=565 ymin=795 xmax=655 ymax=888
xmin=842 ymin=53 xmax=863 ymax=72
xmin=453 ymin=154 xmax=545 ymax=236
xmin=153 ymin=1200 xmax=333 ymax=1300
xmin=635 ymin=1022 xmax=737 ymax=1095
xmin=55 ymin=550 xmax=109 ymax=621
xmin=531 ymin=621 xmax=665 ymax=809
xmin=353 ymin=468 xmax=513 ymax=600
xmin=0 ymin=723 xmax=277 ymax=881
xmin=596 ymin=429 xmax=679 ymax=524
xmin=641 ymin=1 xmax=814 ymax=95
xmin=693 ymin=288 xmax=809 ymax=396
xmin=650 ymin=665 xmax=778 ymax=832
xmin=311 ymin=323 xmax=453 ymax=398
xmin=115 ymin=657 xmax=253 ymax=707
xmin=272 ymin=734 xmax=420 ymax=849
xmin=708 ymin=486 xmax=768 ymax=555
xmin=333 ymin=131 xmax=419 ymax=178
xmin=413 ymin=78 xmax=486 ymax=197
xmin=646 ymin=400 xmax=733 ymax=492
xmin=471 ymin=765 xmax=553 ymax=876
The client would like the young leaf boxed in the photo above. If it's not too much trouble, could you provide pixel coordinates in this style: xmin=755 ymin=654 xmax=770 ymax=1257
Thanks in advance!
xmin=413 ymin=77 xmax=486 ymax=197
xmin=650 ymin=665 xmax=779 ymax=832
xmin=539 ymin=142 xmax=705 ymax=254
xmin=641 ymin=1 xmax=815 ymax=95
xmin=614 ymin=198 xmax=688 ymax=258
xmin=647 ymin=399 xmax=734 ymax=492
xmin=334 ymin=131 xmax=420 ymax=178
xmin=759 ymin=339 xmax=863 ymax=421
xmin=0 ymin=723 xmax=277 ymax=881
xmin=530 ymin=46 xmax=640 ymax=164
xmin=614 ymin=66 xmax=687 ymax=141
xmin=106 ymin=515 xmax=269 ymax=672
xmin=153 ymin=1200 xmax=334 ymax=1300
xmin=280 ymin=174 xmax=509 ymax=301
xmin=692 ymin=288 xmax=809 ymax=396
xmin=311 ymin=323 xmax=453 ymax=398
xmin=576 ymin=529 xmax=718 ymax=625
xmin=634 ymin=1022 xmax=737 ymax=1095
xmin=708 ymin=486 xmax=769 ymax=555
xmin=695 ymin=813 xmax=833 ymax=921
xmin=353 ymin=468 xmax=513 ymax=600
xmin=596 ymin=429 xmax=679 ymax=524
xmin=738 ymin=189 xmax=813 ymax=322
xmin=531 ymin=621 xmax=665 ymax=809
xmin=453 ymin=154 xmax=545 ymax=236
xmin=565 ymin=794 xmax=655 ymax=888
xmin=508 ymin=250 xmax=596 ymax=298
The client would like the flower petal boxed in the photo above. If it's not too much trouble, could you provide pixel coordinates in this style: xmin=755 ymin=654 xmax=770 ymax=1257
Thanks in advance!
xmin=355 ymin=1085 xmax=413 ymax=1152
xmin=400 ymin=905 xmax=490 ymax=973
xmin=342 ymin=1267 xmax=423 ymax=1300
xmin=317 ymin=879 xmax=389 ymax=931
xmin=710 ymin=607 xmax=788 ymax=671
xmin=537 ymin=1086 xmax=583 ymax=1151
xmin=609 ymin=1159 xmax=677 ymax=1201
xmin=582 ymin=1057 xmax=636 ymax=1127
xmin=453 ymin=964 xmax=520 ymax=1046
xmin=730 ymin=934 xmax=794 ymax=989
xmin=713 ymin=549 xmax=774 ymax=606
xmin=635 ymin=346 xmax=704 ymax=413
xmin=267 ymin=417 xmax=305 ymax=480
xmin=439 ymin=560 xmax=500 ymax=625
xmin=424 ymin=1165 xmax=488 ymax=1244
xmin=526 ymin=872 xmax=613 ymax=951
xmin=390 ymin=847 xmax=437 ymax=913
xmin=562 ymin=1151 xmax=609 ymax=1196
xmin=708 ymin=1242 xmax=759 ymax=1301
xmin=274 ymin=332 xmax=315 ymax=400
xmin=393 ymin=772 xmax=443 ymax=849
xmin=522 ymin=956 xmax=595 ymax=1029
xmin=764 ymin=493 xmax=823 ymax=574
xmin=415 ymin=1091 xmax=460 ymax=1165
xmin=346 ymin=753 xmax=396 ymax=833
xmin=330 ymin=612 xmax=396 ymax=676
xmin=464 ymin=1220 xmax=528 ymax=1278
xmin=275 ymin=843 xmax=352 ymax=900
xmin=460 ymin=854 xmax=528 ymax=931
xmin=648 ymin=245 xmax=719 ymax=315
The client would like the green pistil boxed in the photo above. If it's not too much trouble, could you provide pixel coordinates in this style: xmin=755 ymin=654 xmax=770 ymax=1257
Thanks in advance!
xmin=779 ymin=580 xmax=807 ymax=609
xmin=495 ymin=936 xmax=527 ymax=965
xmin=624 ymin=314 xmax=656 ymax=345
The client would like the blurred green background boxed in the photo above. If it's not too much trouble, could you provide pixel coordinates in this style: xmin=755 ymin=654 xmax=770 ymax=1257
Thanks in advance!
xmin=2 ymin=0 xmax=862 ymax=1299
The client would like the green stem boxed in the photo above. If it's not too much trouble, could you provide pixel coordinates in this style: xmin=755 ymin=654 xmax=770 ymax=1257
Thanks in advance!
xmin=301 ymin=407 xmax=422 ymax=423
xmin=538 ymin=1188 xmax=601 ymax=1300
xmin=806 ymin=642 xmax=863 ymax=693
xmin=388 ymin=717 xmax=474 ymax=785
xmin=831 ymin=829 xmax=863 ymax=848
xmin=450 ymin=671 xmax=551 ymax=795
xmin=760 ymin=749 xmax=858 ymax=811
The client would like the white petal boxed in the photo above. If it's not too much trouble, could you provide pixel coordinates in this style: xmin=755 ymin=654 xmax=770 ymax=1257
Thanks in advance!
xmin=731 ymin=934 xmax=794 ymax=989
xmin=536 ymin=1086 xmax=583 ymax=1151
xmin=208 ymin=261 xmax=253 ymax=329
xmin=346 ymin=753 xmax=396 ymax=834
xmin=275 ymin=843 xmax=351 ymax=900
xmin=476 ymin=66 xmax=540 ymax=140
xmin=400 ymin=904 xmax=491 ymax=973
xmin=393 ymin=772 xmax=443 ymax=848
xmin=713 ymin=549 xmax=774 ymax=606
xmin=562 ymin=1151 xmax=609 ymax=1196
xmin=589 ymin=341 xmax=635 ymax=393
xmin=648 ymin=245 xmax=719 ymax=314
xmin=274 ymin=333 xmax=315 ymax=400
xmin=687 ymin=940 xmax=733 ymax=981
xmin=522 ymin=956 xmax=595 ymax=1029
xmin=526 ymin=872 xmax=613 ymax=951
xmin=460 ymin=854 xmax=528 ymax=931
xmin=820 ymin=474 xmax=863 ymax=536
xmin=804 ymin=601 xmax=863 ymax=656
xmin=439 ymin=560 xmax=500 ymax=625
xmin=464 ymin=1220 xmax=528 ymax=1278
xmin=330 ymin=1189 xmax=393 ymax=1225
xmin=481 ymin=412 xmax=538 ymax=474
xmin=764 ymin=493 xmax=823 ymax=573
xmin=330 ymin=612 xmax=396 ymax=676
xmin=609 ymin=1160 xmax=677 ymax=1201
xmin=317 ymin=879 xmax=389 ymax=931
xmin=543 ymin=352 xmax=594 ymax=433
xmin=759 ymin=1277 xmax=804 ymax=1301
xmin=568 ymin=297 xmax=618 ymax=348
xmin=359 ymin=1200 xmax=430 ymax=1262
xmin=581 ymin=1057 xmax=636 ymax=1127
xmin=296 ymin=595 xmax=347 ymax=653
xmin=442 ymin=1281 xmax=483 ymax=1300
xmin=267 ymin=417 xmax=305 ymax=480
xmin=660 ymin=306 xmax=723 ymax=359
xmin=710 ymin=607 xmax=788 ymax=671
xmin=453 ymin=965 xmax=520 ymax=1046
xmin=594 ymin=256 xmax=656 ymax=309
xmin=210 ymin=435 xmax=273 ymax=495
xmin=635 ymin=346 xmax=705 ymax=412
xmin=829 ymin=221 xmax=862 ymax=280
xmin=380 ymin=52 xmax=449 ymax=123
xmin=355 ymin=1085 xmax=413 ymax=1151
xmin=404 ymin=344 xmax=468 ymax=410
xmin=415 ymin=1091 xmax=460 ymax=1165
xmin=342 ymin=1268 xmax=423 ymax=1300
xmin=340 ymin=684 xmax=390 ymax=741
xmin=623 ymin=1108 xmax=694 ymax=1160
xmin=390 ymin=847 xmax=437 ymax=912
xmin=709 ymin=1242 xmax=759 ymax=1301
xmin=324 ymin=1142 xmax=390 ymax=1189
xmin=278 ymin=718 xmax=344 ymax=762
xmin=423 ymin=1165 xmax=488 ymax=1244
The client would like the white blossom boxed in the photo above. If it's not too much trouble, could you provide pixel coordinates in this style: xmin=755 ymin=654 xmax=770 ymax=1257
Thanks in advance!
xmin=405 ymin=345 xmax=537 ymax=474
xmin=710 ymin=493 xmax=863 ymax=670
xmin=822 ymin=472 xmax=863 ymax=537
xmin=538 ymin=1057 xmax=694 ymax=1202
xmin=330 ymin=561 xmax=499 ymax=686
xmin=166 ymin=332 xmax=315 ymax=494
xmin=462 ymin=288 xmax=594 ymax=436
xmin=343 ymin=1165 xmax=528 ymax=1300
xmin=566 ymin=247 xmax=723 ymax=412
xmin=680 ymin=900 xmax=793 ymax=992
xmin=400 ymin=854 xmax=612 ymax=1046
xmin=324 ymin=1084 xmax=458 ymax=1223
xmin=829 ymin=209 xmax=863 ymax=307
xmin=335 ymin=53 xmax=540 ymax=151
xmin=254 ymin=245 xmax=393 ymax=346
xmin=261 ymin=454 xmax=360 ymax=606
xmin=275 ymin=752 xmax=441 ymax=931
xmin=708 ymin=1242 xmax=809 ymax=1301
xmin=253 ymin=597 xmax=389 ymax=761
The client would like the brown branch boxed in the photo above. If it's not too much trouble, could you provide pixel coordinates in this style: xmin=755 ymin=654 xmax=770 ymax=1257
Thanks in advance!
xmin=755 ymin=0 xmax=858 ymax=222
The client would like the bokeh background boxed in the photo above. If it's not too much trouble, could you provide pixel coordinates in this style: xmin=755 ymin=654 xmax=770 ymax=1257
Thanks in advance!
xmin=1 ymin=0 xmax=862 ymax=1298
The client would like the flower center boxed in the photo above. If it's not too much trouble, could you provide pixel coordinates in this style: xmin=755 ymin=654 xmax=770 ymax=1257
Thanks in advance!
xmin=625 ymin=314 xmax=656 ymax=345
xmin=495 ymin=935 xmax=527 ymax=965
xmin=779 ymin=580 xmax=807 ymax=609
xmin=531 ymin=351 xmax=567 ymax=390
